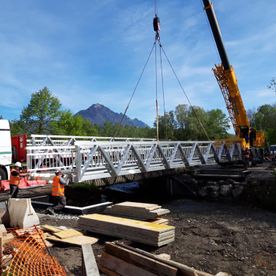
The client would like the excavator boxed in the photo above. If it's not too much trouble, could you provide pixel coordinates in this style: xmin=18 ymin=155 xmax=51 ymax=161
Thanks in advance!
xmin=202 ymin=0 xmax=265 ymax=150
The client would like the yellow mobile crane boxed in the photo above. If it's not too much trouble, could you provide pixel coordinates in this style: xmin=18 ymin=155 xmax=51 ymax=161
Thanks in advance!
xmin=202 ymin=0 xmax=265 ymax=149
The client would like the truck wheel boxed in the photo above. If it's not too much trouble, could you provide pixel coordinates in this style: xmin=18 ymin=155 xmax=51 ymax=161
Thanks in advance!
xmin=0 ymin=168 xmax=7 ymax=180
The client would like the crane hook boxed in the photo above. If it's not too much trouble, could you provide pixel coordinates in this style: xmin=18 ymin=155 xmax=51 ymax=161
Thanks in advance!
xmin=153 ymin=14 xmax=160 ymax=40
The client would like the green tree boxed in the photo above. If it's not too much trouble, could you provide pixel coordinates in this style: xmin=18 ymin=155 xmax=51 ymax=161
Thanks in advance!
xmin=51 ymin=111 xmax=99 ymax=136
xmin=205 ymin=109 xmax=230 ymax=139
xmin=156 ymin=111 xmax=176 ymax=140
xmin=20 ymin=87 xmax=61 ymax=134
xmin=250 ymin=104 xmax=276 ymax=144
xmin=174 ymin=104 xmax=189 ymax=140
xmin=157 ymin=104 xmax=230 ymax=141
xmin=99 ymin=122 xmax=115 ymax=137
xmin=10 ymin=120 xmax=25 ymax=135
xmin=98 ymin=122 xmax=155 ymax=139
xmin=175 ymin=104 xmax=189 ymax=130
xmin=187 ymin=106 xmax=208 ymax=140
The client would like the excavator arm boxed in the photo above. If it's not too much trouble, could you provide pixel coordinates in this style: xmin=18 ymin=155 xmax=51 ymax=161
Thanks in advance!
xmin=202 ymin=0 xmax=265 ymax=148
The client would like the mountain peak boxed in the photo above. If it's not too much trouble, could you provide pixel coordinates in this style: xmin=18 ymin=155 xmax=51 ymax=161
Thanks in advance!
xmin=91 ymin=103 xmax=104 ymax=109
xmin=76 ymin=104 xmax=148 ymax=128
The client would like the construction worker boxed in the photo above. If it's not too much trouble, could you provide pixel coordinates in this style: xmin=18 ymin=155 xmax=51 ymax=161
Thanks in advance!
xmin=9 ymin=161 xmax=26 ymax=198
xmin=243 ymin=148 xmax=250 ymax=168
xmin=47 ymin=170 xmax=68 ymax=215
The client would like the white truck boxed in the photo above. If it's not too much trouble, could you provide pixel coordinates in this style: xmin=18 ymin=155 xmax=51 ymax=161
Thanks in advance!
xmin=0 ymin=119 xmax=12 ymax=180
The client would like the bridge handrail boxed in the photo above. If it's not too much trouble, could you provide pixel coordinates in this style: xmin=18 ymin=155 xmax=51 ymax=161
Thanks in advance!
xmin=28 ymin=134 xmax=156 ymax=147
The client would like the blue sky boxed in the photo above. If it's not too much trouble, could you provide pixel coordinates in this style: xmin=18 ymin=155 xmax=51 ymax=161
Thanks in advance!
xmin=0 ymin=0 xmax=275 ymax=128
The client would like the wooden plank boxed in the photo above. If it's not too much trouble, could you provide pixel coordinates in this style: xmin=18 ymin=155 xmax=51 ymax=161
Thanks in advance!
xmin=45 ymin=240 xmax=53 ymax=248
xmin=78 ymin=221 xmax=175 ymax=239
xmin=79 ymin=222 xmax=173 ymax=238
xmin=104 ymin=208 xmax=158 ymax=220
xmin=0 ymin=233 xmax=2 ymax=275
xmin=98 ymin=264 xmax=120 ymax=276
xmin=3 ymin=233 xmax=15 ymax=245
xmin=116 ymin=242 xmax=214 ymax=276
xmin=150 ymin=208 xmax=170 ymax=216
xmin=79 ymin=214 xmax=174 ymax=234
xmin=104 ymin=201 xmax=168 ymax=220
xmin=46 ymin=234 xmax=98 ymax=246
xmin=113 ymin=202 xmax=161 ymax=211
xmin=158 ymin=231 xmax=175 ymax=239
xmin=53 ymin=229 xmax=83 ymax=239
xmin=104 ymin=202 xmax=165 ymax=220
xmin=79 ymin=224 xmax=174 ymax=246
xmin=81 ymin=243 xmax=100 ymax=276
xmin=41 ymin=224 xmax=62 ymax=233
xmin=100 ymin=252 xmax=156 ymax=276
xmin=155 ymin=253 xmax=171 ymax=260
xmin=157 ymin=237 xmax=175 ymax=247
xmin=105 ymin=242 xmax=177 ymax=276
xmin=1 ymin=254 xmax=13 ymax=269
xmin=148 ymin=218 xmax=169 ymax=225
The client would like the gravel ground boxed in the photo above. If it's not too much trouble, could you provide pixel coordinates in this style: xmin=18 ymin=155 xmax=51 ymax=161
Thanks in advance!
xmin=38 ymin=199 xmax=276 ymax=276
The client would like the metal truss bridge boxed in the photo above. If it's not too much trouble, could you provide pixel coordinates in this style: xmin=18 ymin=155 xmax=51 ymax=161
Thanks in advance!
xmin=26 ymin=135 xmax=242 ymax=183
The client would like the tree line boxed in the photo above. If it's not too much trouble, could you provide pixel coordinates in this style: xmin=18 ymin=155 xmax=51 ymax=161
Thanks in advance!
xmin=10 ymin=87 xmax=276 ymax=144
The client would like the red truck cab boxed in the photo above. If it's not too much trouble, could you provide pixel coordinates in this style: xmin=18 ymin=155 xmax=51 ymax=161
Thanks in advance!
xmin=11 ymin=134 xmax=27 ymax=164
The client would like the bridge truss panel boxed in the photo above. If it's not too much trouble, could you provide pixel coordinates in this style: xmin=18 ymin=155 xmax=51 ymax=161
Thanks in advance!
xmin=26 ymin=140 xmax=241 ymax=182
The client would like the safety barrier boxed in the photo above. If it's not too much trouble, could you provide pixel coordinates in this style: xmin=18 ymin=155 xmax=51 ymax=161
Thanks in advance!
xmin=5 ymin=227 xmax=66 ymax=275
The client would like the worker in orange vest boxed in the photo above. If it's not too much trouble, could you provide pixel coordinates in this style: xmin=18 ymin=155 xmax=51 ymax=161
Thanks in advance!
xmin=243 ymin=147 xmax=250 ymax=168
xmin=9 ymin=161 xmax=27 ymax=198
xmin=47 ymin=170 xmax=68 ymax=215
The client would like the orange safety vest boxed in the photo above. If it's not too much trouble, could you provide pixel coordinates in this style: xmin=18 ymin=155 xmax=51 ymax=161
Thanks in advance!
xmin=51 ymin=176 xmax=65 ymax=197
xmin=10 ymin=170 xmax=21 ymax=186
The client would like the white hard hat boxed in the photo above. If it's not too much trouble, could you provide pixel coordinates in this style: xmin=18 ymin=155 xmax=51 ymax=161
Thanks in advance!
xmin=14 ymin=162 xmax=22 ymax=167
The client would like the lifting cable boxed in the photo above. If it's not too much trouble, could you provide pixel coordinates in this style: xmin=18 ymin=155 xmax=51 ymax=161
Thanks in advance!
xmin=154 ymin=15 xmax=160 ymax=141
xmin=159 ymin=41 xmax=167 ymax=138
xmin=154 ymin=42 xmax=159 ymax=140
xmin=159 ymin=44 xmax=211 ymax=140
xmin=153 ymin=7 xmax=167 ymax=140
xmin=112 ymin=42 xmax=156 ymax=138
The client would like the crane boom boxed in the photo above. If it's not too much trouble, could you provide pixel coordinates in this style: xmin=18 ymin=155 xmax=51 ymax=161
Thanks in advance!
xmin=202 ymin=0 xmax=265 ymax=148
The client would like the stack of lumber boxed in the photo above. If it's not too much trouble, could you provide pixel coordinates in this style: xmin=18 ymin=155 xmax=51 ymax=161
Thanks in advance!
xmin=78 ymin=214 xmax=175 ymax=247
xmin=149 ymin=218 xmax=169 ymax=225
xmin=0 ymin=224 xmax=14 ymax=245
xmin=104 ymin=201 xmax=170 ymax=221
xmin=42 ymin=224 xmax=98 ymax=246
xmin=99 ymin=242 xmax=229 ymax=276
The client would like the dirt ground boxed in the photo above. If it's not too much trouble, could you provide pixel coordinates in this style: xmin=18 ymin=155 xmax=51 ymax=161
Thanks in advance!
xmin=39 ymin=198 xmax=276 ymax=276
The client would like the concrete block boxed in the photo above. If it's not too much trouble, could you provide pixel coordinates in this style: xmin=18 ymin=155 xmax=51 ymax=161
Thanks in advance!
xmin=8 ymin=198 xmax=40 ymax=228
